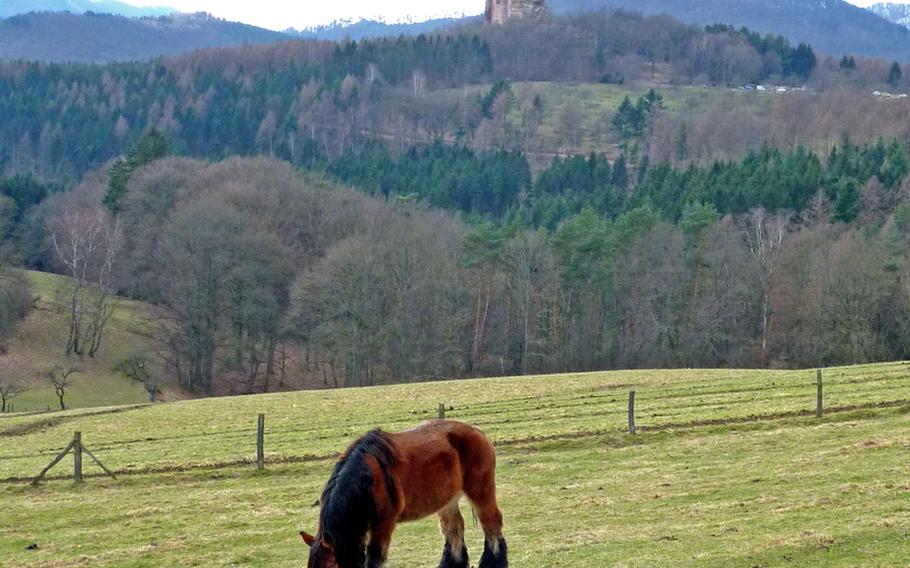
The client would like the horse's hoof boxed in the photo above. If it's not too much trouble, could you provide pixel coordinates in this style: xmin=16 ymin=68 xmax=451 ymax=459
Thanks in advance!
xmin=439 ymin=540 xmax=469 ymax=568
xmin=478 ymin=537 xmax=507 ymax=568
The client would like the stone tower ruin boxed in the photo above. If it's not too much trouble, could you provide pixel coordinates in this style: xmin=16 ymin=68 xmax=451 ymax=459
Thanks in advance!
xmin=485 ymin=0 xmax=548 ymax=25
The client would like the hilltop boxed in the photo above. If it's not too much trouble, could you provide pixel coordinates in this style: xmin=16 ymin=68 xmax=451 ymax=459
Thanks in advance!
xmin=549 ymin=0 xmax=910 ymax=62
xmin=0 ymin=0 xmax=176 ymax=19
xmin=288 ymin=16 xmax=477 ymax=41
xmin=0 ymin=11 xmax=289 ymax=63
xmin=871 ymin=2 xmax=910 ymax=28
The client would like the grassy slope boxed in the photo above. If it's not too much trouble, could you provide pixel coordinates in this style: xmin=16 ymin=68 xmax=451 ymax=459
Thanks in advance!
xmin=1 ymin=271 xmax=164 ymax=412
xmin=430 ymin=81 xmax=774 ymax=160
xmin=1 ymin=363 xmax=909 ymax=566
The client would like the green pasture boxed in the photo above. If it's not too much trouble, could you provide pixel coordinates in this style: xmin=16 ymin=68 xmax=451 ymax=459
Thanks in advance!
xmin=2 ymin=271 xmax=157 ymax=413
xmin=430 ymin=81 xmax=773 ymax=159
xmin=1 ymin=363 xmax=909 ymax=566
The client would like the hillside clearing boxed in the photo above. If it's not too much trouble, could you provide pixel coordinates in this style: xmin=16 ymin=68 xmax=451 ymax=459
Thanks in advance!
xmin=2 ymin=363 xmax=909 ymax=566
xmin=0 ymin=271 xmax=170 ymax=413
xmin=428 ymin=81 xmax=776 ymax=162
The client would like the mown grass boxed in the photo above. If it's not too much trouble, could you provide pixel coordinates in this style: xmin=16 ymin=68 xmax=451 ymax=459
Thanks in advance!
xmin=1 ymin=271 xmax=160 ymax=413
xmin=1 ymin=363 xmax=909 ymax=567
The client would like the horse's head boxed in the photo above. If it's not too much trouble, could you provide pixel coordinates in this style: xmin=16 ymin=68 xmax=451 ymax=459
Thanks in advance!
xmin=300 ymin=530 xmax=337 ymax=568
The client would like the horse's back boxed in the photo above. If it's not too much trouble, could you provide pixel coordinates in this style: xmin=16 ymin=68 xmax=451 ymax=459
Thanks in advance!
xmin=394 ymin=420 xmax=496 ymax=472
xmin=389 ymin=420 xmax=497 ymax=521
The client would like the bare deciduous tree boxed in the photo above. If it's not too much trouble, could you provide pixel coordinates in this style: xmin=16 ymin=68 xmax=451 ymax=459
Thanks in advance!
xmin=742 ymin=209 xmax=791 ymax=365
xmin=0 ymin=380 xmax=27 ymax=413
xmin=48 ymin=206 xmax=123 ymax=358
xmin=118 ymin=353 xmax=159 ymax=402
xmin=46 ymin=366 xmax=78 ymax=411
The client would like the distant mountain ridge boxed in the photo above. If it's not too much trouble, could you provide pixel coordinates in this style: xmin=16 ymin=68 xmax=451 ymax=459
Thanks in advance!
xmin=288 ymin=16 xmax=479 ymax=42
xmin=870 ymin=3 xmax=910 ymax=28
xmin=547 ymin=0 xmax=910 ymax=62
xmin=0 ymin=11 xmax=290 ymax=63
xmin=0 ymin=0 xmax=176 ymax=19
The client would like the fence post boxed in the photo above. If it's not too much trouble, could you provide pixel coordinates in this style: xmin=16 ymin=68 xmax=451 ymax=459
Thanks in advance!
xmin=73 ymin=432 xmax=83 ymax=483
xmin=816 ymin=369 xmax=823 ymax=418
xmin=628 ymin=391 xmax=636 ymax=435
xmin=257 ymin=414 xmax=265 ymax=470
xmin=438 ymin=403 xmax=446 ymax=420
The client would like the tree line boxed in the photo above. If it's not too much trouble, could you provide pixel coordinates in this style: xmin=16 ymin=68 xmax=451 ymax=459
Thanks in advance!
xmin=6 ymin=137 xmax=910 ymax=395
xmin=327 ymin=135 xmax=910 ymax=231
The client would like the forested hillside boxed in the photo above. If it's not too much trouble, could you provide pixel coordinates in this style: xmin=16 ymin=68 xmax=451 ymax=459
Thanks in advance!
xmin=0 ymin=0 xmax=176 ymax=19
xmin=550 ymin=0 xmax=910 ymax=62
xmin=872 ymin=2 xmax=910 ymax=28
xmin=0 ymin=9 xmax=846 ymax=181
xmin=290 ymin=16 xmax=477 ymax=41
xmin=0 ymin=11 xmax=288 ymax=63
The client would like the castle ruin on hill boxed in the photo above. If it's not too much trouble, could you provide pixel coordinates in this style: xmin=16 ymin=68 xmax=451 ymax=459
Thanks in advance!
xmin=485 ymin=0 xmax=548 ymax=25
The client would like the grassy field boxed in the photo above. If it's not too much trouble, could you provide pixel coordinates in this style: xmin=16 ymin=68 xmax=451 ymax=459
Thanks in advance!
xmin=1 ymin=271 xmax=164 ymax=413
xmin=1 ymin=363 xmax=909 ymax=566
xmin=430 ymin=81 xmax=775 ymax=161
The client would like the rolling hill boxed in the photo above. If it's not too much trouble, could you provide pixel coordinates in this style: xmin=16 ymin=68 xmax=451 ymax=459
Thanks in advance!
xmin=549 ymin=0 xmax=910 ymax=62
xmin=0 ymin=0 xmax=176 ymax=19
xmin=0 ymin=11 xmax=290 ymax=63
xmin=871 ymin=2 xmax=910 ymax=28
xmin=1 ymin=363 xmax=908 ymax=565
xmin=0 ymin=271 xmax=175 ymax=413
xmin=289 ymin=16 xmax=478 ymax=41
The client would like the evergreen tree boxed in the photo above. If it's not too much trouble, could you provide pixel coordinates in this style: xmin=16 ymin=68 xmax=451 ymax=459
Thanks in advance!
xmin=675 ymin=125 xmax=689 ymax=163
xmin=680 ymin=202 xmax=720 ymax=236
xmin=612 ymin=155 xmax=629 ymax=191
xmin=789 ymin=44 xmax=817 ymax=80
xmin=880 ymin=140 xmax=910 ymax=189
xmin=834 ymin=178 xmax=861 ymax=223
xmin=104 ymin=129 xmax=171 ymax=214
xmin=611 ymin=96 xmax=640 ymax=140
xmin=888 ymin=62 xmax=903 ymax=88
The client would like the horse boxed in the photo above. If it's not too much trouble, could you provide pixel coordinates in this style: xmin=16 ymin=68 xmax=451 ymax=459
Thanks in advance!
xmin=300 ymin=419 xmax=508 ymax=568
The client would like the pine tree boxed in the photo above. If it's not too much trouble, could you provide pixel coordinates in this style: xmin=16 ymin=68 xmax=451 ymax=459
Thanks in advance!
xmin=675 ymin=125 xmax=689 ymax=163
xmin=888 ymin=62 xmax=903 ymax=89
xmin=834 ymin=178 xmax=861 ymax=223
xmin=880 ymin=140 xmax=910 ymax=189
xmin=104 ymin=129 xmax=171 ymax=214
xmin=612 ymin=155 xmax=629 ymax=191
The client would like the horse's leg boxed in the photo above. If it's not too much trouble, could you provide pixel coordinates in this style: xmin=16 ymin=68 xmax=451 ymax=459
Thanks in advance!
xmin=474 ymin=502 xmax=508 ymax=568
xmin=464 ymin=471 xmax=508 ymax=567
xmin=437 ymin=499 xmax=469 ymax=568
xmin=367 ymin=520 xmax=395 ymax=568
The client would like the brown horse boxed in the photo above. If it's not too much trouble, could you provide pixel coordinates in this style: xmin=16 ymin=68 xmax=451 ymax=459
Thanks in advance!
xmin=300 ymin=420 xmax=508 ymax=568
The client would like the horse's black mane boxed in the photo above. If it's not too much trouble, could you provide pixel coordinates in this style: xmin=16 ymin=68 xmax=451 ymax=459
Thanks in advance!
xmin=315 ymin=429 xmax=399 ymax=567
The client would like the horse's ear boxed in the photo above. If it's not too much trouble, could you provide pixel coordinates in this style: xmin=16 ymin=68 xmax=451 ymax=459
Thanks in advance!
xmin=300 ymin=531 xmax=316 ymax=546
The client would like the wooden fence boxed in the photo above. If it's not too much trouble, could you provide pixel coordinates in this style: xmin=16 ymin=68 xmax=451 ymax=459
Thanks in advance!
xmin=23 ymin=369 xmax=830 ymax=485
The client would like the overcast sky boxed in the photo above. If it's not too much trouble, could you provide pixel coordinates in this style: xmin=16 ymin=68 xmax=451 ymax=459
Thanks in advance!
xmin=122 ymin=0 xmax=908 ymax=30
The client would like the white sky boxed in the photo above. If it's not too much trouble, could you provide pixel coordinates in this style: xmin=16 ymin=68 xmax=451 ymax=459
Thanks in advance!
xmin=121 ymin=0 xmax=909 ymax=30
